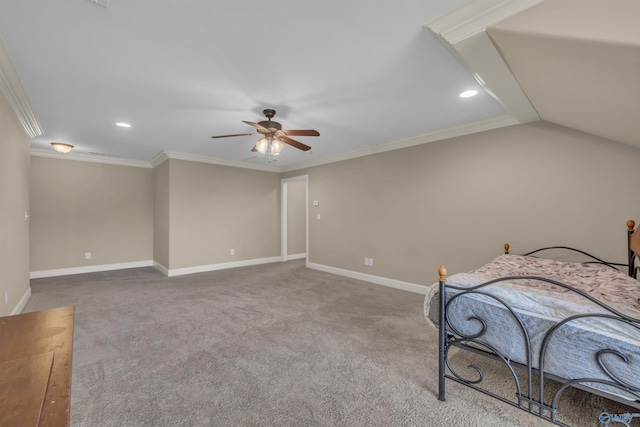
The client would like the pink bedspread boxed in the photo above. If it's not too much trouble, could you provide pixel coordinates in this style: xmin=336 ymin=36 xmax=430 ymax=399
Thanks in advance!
xmin=468 ymin=255 xmax=640 ymax=315
xmin=425 ymin=255 xmax=640 ymax=324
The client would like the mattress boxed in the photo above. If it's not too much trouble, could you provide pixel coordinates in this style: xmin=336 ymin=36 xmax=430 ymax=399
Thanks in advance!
xmin=424 ymin=254 xmax=640 ymax=401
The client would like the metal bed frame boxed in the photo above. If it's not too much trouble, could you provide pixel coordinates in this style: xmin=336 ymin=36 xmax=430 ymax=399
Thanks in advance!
xmin=436 ymin=220 xmax=640 ymax=426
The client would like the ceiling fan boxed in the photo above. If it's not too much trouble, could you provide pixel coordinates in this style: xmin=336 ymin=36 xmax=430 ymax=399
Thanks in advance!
xmin=211 ymin=109 xmax=319 ymax=156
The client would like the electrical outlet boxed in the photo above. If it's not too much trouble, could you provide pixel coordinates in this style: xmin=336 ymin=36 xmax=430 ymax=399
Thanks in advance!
xmin=364 ymin=257 xmax=368 ymax=266
xmin=85 ymin=252 xmax=91 ymax=259
xmin=369 ymin=258 xmax=374 ymax=266
xmin=4 ymin=291 xmax=8 ymax=305
xmin=230 ymin=249 xmax=235 ymax=255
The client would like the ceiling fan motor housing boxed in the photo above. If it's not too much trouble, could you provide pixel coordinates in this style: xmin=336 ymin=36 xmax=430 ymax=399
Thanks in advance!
xmin=260 ymin=109 xmax=280 ymax=131
xmin=258 ymin=120 xmax=282 ymax=131
xmin=211 ymin=108 xmax=316 ymax=152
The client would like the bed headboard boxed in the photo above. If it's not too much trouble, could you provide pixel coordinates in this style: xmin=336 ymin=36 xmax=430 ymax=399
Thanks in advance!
xmin=629 ymin=220 xmax=639 ymax=278
xmin=505 ymin=221 xmax=639 ymax=278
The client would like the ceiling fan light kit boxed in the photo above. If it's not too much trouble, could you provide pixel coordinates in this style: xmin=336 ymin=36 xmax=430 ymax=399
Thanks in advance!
xmin=212 ymin=109 xmax=319 ymax=161
xmin=255 ymin=137 xmax=284 ymax=155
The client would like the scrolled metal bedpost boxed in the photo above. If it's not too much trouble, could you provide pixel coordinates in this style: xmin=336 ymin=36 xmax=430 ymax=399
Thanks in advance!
xmin=504 ymin=243 xmax=510 ymax=255
xmin=628 ymin=220 xmax=636 ymax=278
xmin=438 ymin=265 xmax=447 ymax=402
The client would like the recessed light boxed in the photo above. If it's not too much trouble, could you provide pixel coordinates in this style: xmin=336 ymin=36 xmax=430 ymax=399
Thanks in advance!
xmin=459 ymin=90 xmax=478 ymax=98
xmin=116 ymin=122 xmax=131 ymax=128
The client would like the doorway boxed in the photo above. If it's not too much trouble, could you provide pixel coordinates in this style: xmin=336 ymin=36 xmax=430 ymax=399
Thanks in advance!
xmin=280 ymin=175 xmax=308 ymax=262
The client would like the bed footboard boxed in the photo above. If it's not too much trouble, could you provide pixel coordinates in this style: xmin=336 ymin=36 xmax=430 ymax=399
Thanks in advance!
xmin=436 ymin=266 xmax=640 ymax=426
xmin=438 ymin=265 xmax=447 ymax=402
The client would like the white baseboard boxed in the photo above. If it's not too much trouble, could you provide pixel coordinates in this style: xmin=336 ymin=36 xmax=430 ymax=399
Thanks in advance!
xmin=30 ymin=260 xmax=155 ymax=279
xmin=28 ymin=258 xmax=428 ymax=299
xmin=158 ymin=256 xmax=283 ymax=277
xmin=306 ymin=262 xmax=430 ymax=295
xmin=153 ymin=261 xmax=169 ymax=276
xmin=11 ymin=286 xmax=31 ymax=315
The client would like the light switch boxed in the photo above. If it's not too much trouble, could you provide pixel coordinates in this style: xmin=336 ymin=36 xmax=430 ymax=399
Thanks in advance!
xmin=316 ymin=213 xmax=321 ymax=220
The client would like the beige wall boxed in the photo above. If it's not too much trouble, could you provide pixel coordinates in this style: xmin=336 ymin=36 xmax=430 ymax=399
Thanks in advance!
xmin=166 ymin=159 xmax=281 ymax=269
xmin=30 ymin=157 xmax=154 ymax=271
xmin=24 ymin=120 xmax=640 ymax=288
xmin=283 ymin=121 xmax=640 ymax=286
xmin=153 ymin=160 xmax=170 ymax=268
xmin=287 ymin=179 xmax=306 ymax=256
xmin=0 ymin=91 xmax=31 ymax=316
xmin=29 ymin=156 xmax=282 ymax=274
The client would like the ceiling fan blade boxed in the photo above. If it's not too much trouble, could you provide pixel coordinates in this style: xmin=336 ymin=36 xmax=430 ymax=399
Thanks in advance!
xmin=278 ymin=135 xmax=311 ymax=151
xmin=242 ymin=120 xmax=270 ymax=133
xmin=282 ymin=129 xmax=320 ymax=137
xmin=211 ymin=133 xmax=259 ymax=139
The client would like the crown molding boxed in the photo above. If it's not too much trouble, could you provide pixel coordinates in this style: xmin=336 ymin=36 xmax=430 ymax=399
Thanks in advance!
xmin=281 ymin=114 xmax=518 ymax=173
xmin=33 ymin=114 xmax=519 ymax=173
xmin=30 ymin=148 xmax=152 ymax=168
xmin=149 ymin=151 xmax=169 ymax=168
xmin=427 ymin=0 xmax=545 ymax=45
xmin=0 ymin=39 xmax=43 ymax=139
xmin=159 ymin=151 xmax=281 ymax=173
xmin=425 ymin=0 xmax=541 ymax=125
xmin=31 ymin=148 xmax=281 ymax=172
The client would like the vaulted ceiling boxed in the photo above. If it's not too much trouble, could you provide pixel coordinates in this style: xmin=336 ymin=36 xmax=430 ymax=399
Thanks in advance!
xmin=487 ymin=0 xmax=640 ymax=147
xmin=0 ymin=0 xmax=637 ymax=171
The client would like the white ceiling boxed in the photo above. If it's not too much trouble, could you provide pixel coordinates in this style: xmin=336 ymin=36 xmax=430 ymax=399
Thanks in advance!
xmin=0 ymin=0 xmax=637 ymax=170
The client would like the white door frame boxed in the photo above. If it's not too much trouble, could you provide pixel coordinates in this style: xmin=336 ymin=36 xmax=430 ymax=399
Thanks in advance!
xmin=280 ymin=175 xmax=309 ymax=262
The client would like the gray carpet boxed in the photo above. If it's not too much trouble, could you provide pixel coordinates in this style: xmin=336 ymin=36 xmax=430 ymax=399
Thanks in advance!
xmin=25 ymin=260 xmax=633 ymax=426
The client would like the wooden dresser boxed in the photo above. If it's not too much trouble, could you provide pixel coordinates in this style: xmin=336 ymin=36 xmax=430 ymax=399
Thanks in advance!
xmin=0 ymin=306 xmax=74 ymax=427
